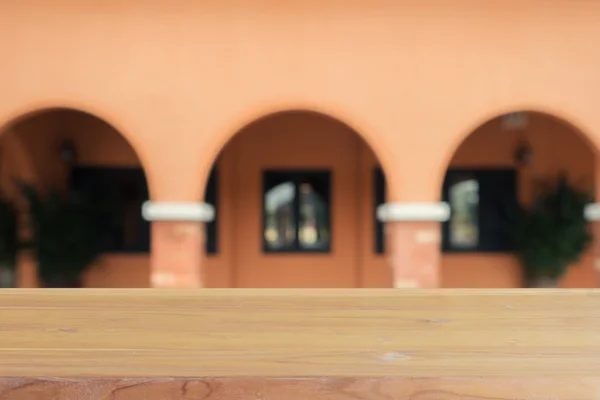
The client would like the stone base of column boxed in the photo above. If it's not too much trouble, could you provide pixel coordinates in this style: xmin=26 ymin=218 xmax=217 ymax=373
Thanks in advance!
xmin=386 ymin=221 xmax=441 ymax=288
xmin=17 ymin=251 xmax=38 ymax=288
xmin=143 ymin=201 xmax=215 ymax=289
xmin=150 ymin=221 xmax=205 ymax=288
xmin=584 ymin=206 xmax=600 ymax=286
xmin=378 ymin=202 xmax=449 ymax=288
xmin=592 ymin=222 xmax=600 ymax=285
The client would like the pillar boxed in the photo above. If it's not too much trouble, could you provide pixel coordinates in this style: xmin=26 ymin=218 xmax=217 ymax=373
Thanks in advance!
xmin=16 ymin=251 xmax=38 ymax=288
xmin=584 ymin=203 xmax=600 ymax=285
xmin=142 ymin=201 xmax=215 ymax=288
xmin=377 ymin=202 xmax=450 ymax=288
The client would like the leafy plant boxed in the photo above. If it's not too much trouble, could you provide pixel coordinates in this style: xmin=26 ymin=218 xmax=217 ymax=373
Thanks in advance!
xmin=18 ymin=183 xmax=118 ymax=287
xmin=511 ymin=173 xmax=593 ymax=286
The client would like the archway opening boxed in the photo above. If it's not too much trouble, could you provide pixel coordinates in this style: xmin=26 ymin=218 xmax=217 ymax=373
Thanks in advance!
xmin=201 ymin=110 xmax=392 ymax=288
xmin=442 ymin=111 xmax=596 ymax=289
xmin=0 ymin=108 xmax=150 ymax=288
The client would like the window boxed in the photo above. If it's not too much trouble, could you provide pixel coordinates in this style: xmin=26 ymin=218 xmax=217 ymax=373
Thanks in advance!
xmin=70 ymin=167 xmax=150 ymax=253
xmin=263 ymin=170 xmax=331 ymax=253
xmin=442 ymin=169 xmax=517 ymax=252
xmin=205 ymin=168 xmax=218 ymax=255
xmin=374 ymin=167 xmax=386 ymax=254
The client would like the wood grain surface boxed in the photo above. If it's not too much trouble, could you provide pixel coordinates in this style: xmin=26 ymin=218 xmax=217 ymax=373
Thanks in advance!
xmin=1 ymin=289 xmax=599 ymax=379
xmin=1 ymin=377 xmax=600 ymax=400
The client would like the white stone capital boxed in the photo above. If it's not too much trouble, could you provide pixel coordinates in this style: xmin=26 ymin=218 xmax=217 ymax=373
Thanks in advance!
xmin=377 ymin=202 xmax=450 ymax=222
xmin=142 ymin=201 xmax=215 ymax=222
xmin=584 ymin=203 xmax=600 ymax=221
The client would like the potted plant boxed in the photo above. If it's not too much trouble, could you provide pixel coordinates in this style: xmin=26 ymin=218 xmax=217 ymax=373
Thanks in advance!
xmin=18 ymin=183 xmax=117 ymax=287
xmin=0 ymin=194 xmax=18 ymax=288
xmin=511 ymin=174 xmax=593 ymax=288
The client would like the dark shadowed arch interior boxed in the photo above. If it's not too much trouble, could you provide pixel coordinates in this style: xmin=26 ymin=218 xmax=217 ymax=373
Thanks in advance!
xmin=0 ymin=108 xmax=151 ymax=288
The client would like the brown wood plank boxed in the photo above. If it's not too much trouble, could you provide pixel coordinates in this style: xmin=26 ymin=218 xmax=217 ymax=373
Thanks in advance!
xmin=1 ymin=378 xmax=600 ymax=400
xmin=1 ymin=289 xmax=600 ymax=378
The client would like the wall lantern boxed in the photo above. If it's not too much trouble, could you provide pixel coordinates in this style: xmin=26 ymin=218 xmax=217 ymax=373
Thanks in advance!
xmin=501 ymin=112 xmax=533 ymax=167
xmin=58 ymin=139 xmax=77 ymax=165
xmin=514 ymin=140 xmax=533 ymax=166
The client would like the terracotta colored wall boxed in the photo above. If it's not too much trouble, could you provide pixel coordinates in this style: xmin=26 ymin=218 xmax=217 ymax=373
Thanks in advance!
xmin=443 ymin=114 xmax=597 ymax=288
xmin=205 ymin=112 xmax=390 ymax=288
xmin=358 ymin=144 xmax=393 ymax=287
xmin=3 ymin=1 xmax=600 ymax=204
xmin=1 ymin=0 xmax=600 ymax=290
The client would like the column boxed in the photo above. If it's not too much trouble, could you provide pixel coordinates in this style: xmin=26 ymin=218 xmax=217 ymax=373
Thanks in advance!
xmin=142 ymin=201 xmax=215 ymax=288
xmin=377 ymin=202 xmax=450 ymax=288
xmin=584 ymin=203 xmax=600 ymax=285
xmin=16 ymin=251 xmax=38 ymax=288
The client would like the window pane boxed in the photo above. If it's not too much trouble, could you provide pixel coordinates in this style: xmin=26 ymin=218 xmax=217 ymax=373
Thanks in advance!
xmin=119 ymin=175 xmax=143 ymax=249
xmin=70 ymin=167 xmax=150 ymax=253
xmin=373 ymin=168 xmax=385 ymax=254
xmin=449 ymin=178 xmax=479 ymax=249
xmin=264 ymin=181 xmax=297 ymax=250
xmin=298 ymin=182 xmax=330 ymax=250
xmin=478 ymin=170 xmax=518 ymax=252
xmin=205 ymin=168 xmax=218 ymax=254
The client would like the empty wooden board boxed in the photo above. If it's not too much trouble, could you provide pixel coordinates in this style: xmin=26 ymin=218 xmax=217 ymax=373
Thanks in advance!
xmin=0 ymin=289 xmax=599 ymax=399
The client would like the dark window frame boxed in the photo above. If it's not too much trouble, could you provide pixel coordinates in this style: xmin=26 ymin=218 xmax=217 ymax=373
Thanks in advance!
xmin=374 ymin=167 xmax=386 ymax=254
xmin=205 ymin=168 xmax=218 ymax=255
xmin=442 ymin=168 xmax=518 ymax=253
xmin=70 ymin=166 xmax=150 ymax=253
xmin=262 ymin=169 xmax=332 ymax=254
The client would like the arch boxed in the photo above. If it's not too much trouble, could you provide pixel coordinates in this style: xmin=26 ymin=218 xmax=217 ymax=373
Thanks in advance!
xmin=437 ymin=105 xmax=599 ymax=198
xmin=200 ymin=105 xmax=395 ymax=288
xmin=0 ymin=102 xmax=155 ymax=198
xmin=0 ymin=105 xmax=156 ymax=288
xmin=198 ymin=101 xmax=398 ymax=199
xmin=438 ymin=106 xmax=599 ymax=289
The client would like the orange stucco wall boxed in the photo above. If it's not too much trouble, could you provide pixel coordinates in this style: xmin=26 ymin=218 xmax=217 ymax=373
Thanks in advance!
xmin=3 ymin=0 xmax=600 ymax=202
xmin=1 ymin=0 xmax=600 ymax=288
